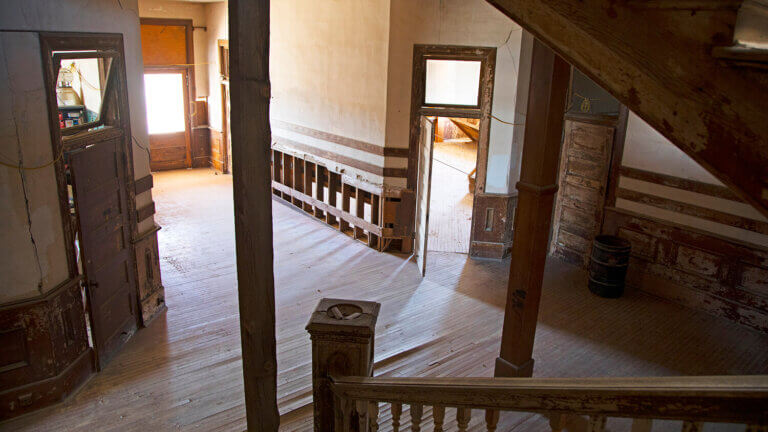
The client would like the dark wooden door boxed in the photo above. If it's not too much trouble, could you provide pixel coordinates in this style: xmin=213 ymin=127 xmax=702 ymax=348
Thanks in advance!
xmin=70 ymin=134 xmax=138 ymax=369
xmin=550 ymin=119 xmax=615 ymax=267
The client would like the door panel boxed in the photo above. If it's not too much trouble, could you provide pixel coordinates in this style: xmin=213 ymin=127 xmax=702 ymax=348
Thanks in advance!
xmin=550 ymin=120 xmax=615 ymax=267
xmin=414 ymin=116 xmax=436 ymax=276
xmin=70 ymin=135 xmax=138 ymax=369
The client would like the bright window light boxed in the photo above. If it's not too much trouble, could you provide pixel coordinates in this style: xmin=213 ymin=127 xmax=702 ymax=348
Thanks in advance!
xmin=425 ymin=59 xmax=481 ymax=106
xmin=144 ymin=73 xmax=186 ymax=134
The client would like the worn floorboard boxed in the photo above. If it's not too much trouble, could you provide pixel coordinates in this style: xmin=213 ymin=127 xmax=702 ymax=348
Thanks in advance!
xmin=3 ymin=168 xmax=767 ymax=432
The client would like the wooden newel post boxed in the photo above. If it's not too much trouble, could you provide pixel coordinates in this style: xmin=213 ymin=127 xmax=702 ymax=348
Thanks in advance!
xmin=306 ymin=298 xmax=380 ymax=432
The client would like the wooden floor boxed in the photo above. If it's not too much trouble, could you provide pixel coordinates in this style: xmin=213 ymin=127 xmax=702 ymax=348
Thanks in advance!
xmin=4 ymin=168 xmax=768 ymax=432
xmin=429 ymin=139 xmax=477 ymax=254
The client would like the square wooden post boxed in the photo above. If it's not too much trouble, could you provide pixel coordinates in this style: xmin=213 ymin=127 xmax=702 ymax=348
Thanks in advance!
xmin=495 ymin=38 xmax=571 ymax=378
xmin=229 ymin=0 xmax=279 ymax=430
xmin=306 ymin=298 xmax=380 ymax=432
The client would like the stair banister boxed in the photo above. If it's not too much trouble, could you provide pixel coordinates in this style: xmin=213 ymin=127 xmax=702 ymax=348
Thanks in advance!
xmin=308 ymin=299 xmax=768 ymax=431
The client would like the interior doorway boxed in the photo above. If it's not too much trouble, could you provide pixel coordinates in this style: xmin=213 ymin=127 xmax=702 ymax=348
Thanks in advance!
xmin=144 ymin=70 xmax=192 ymax=170
xmin=409 ymin=45 xmax=496 ymax=275
xmin=428 ymin=117 xmax=479 ymax=254
xmin=140 ymin=18 xmax=196 ymax=171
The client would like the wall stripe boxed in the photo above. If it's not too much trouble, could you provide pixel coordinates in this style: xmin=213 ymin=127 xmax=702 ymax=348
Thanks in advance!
xmin=273 ymin=136 xmax=407 ymax=178
xmin=271 ymin=119 xmax=409 ymax=158
xmin=620 ymin=166 xmax=741 ymax=202
xmin=617 ymin=188 xmax=768 ymax=236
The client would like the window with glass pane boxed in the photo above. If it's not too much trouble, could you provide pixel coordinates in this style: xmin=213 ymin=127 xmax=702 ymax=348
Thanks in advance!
xmin=144 ymin=73 xmax=186 ymax=134
xmin=424 ymin=59 xmax=482 ymax=106
xmin=55 ymin=54 xmax=112 ymax=130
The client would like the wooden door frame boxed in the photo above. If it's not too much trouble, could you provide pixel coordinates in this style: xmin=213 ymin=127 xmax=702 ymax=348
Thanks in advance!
xmin=218 ymin=39 xmax=230 ymax=173
xmin=144 ymin=67 xmax=194 ymax=168
xmin=220 ymin=81 xmax=230 ymax=173
xmin=406 ymin=45 xmax=496 ymax=251
xmin=140 ymin=18 xmax=196 ymax=169
xmin=40 ymin=32 xmax=138 ymax=283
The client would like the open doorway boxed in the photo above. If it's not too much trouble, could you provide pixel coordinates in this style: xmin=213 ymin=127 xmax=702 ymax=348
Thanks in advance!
xmin=140 ymin=18 xmax=195 ymax=171
xmin=409 ymin=45 xmax=496 ymax=275
xmin=428 ymin=116 xmax=479 ymax=254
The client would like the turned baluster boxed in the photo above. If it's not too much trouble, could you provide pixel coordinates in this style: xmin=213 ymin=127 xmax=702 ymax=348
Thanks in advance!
xmin=392 ymin=403 xmax=403 ymax=432
xmin=485 ymin=409 xmax=500 ymax=431
xmin=587 ymin=415 xmax=606 ymax=432
xmin=433 ymin=405 xmax=446 ymax=432
xmin=682 ymin=421 xmax=702 ymax=432
xmin=368 ymin=402 xmax=379 ymax=432
xmin=410 ymin=404 xmax=423 ymax=431
xmin=457 ymin=408 xmax=471 ymax=432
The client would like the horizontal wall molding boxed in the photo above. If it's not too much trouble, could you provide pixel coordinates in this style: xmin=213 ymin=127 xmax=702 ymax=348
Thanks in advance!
xmin=272 ymin=119 xmax=409 ymax=158
xmin=620 ymin=166 xmax=742 ymax=202
xmin=273 ymin=136 xmax=407 ymax=178
xmin=617 ymin=187 xmax=768 ymax=236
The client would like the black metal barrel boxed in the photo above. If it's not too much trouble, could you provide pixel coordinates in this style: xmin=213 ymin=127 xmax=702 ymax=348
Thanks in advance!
xmin=588 ymin=235 xmax=631 ymax=298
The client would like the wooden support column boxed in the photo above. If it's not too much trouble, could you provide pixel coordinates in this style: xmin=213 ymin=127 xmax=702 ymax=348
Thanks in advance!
xmin=228 ymin=0 xmax=279 ymax=430
xmin=369 ymin=194 xmax=380 ymax=249
xmin=315 ymin=165 xmax=326 ymax=219
xmin=495 ymin=38 xmax=570 ymax=378
xmin=354 ymin=188 xmax=365 ymax=239
xmin=327 ymin=172 xmax=340 ymax=226
xmin=340 ymin=183 xmax=352 ymax=233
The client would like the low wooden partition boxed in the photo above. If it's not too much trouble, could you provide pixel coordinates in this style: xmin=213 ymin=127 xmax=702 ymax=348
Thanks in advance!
xmin=271 ymin=149 xmax=412 ymax=252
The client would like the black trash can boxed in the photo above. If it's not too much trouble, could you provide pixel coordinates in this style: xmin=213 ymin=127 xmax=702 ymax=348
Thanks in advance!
xmin=588 ymin=235 xmax=631 ymax=298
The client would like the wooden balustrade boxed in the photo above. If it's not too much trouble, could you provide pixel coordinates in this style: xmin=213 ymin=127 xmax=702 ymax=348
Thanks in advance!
xmin=327 ymin=375 xmax=768 ymax=431
xmin=271 ymin=149 xmax=412 ymax=252
xmin=307 ymin=298 xmax=768 ymax=432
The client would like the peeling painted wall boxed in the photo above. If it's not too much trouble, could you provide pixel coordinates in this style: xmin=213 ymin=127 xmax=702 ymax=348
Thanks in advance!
xmin=385 ymin=0 xmax=523 ymax=192
xmin=0 ymin=32 xmax=69 ymax=303
xmin=0 ymin=0 xmax=153 ymax=303
xmin=619 ymin=112 xmax=768 ymax=248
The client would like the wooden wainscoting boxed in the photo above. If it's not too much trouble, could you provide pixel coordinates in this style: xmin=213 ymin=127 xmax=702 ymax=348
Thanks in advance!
xmin=210 ymin=129 xmax=226 ymax=173
xmin=603 ymin=207 xmax=768 ymax=333
xmin=470 ymin=193 xmax=518 ymax=259
xmin=0 ymin=278 xmax=94 ymax=420
xmin=133 ymin=226 xmax=165 ymax=325
xmin=132 ymin=175 xmax=165 ymax=325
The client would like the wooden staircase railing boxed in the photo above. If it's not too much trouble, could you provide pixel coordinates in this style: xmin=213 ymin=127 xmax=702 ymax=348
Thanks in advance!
xmin=307 ymin=299 xmax=768 ymax=431
xmin=330 ymin=375 xmax=768 ymax=431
